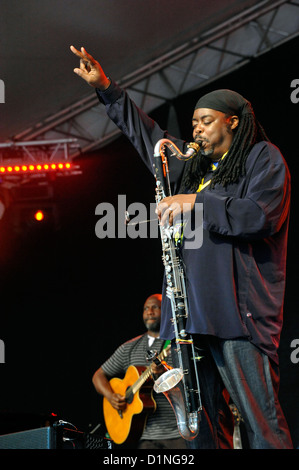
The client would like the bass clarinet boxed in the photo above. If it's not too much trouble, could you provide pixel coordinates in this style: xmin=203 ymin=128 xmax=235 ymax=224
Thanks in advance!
xmin=152 ymin=138 xmax=202 ymax=440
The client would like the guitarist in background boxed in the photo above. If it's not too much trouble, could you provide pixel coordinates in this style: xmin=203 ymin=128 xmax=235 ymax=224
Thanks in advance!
xmin=92 ymin=294 xmax=187 ymax=449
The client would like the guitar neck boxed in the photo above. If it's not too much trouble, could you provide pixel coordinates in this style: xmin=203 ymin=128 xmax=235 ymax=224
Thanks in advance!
xmin=130 ymin=346 xmax=170 ymax=396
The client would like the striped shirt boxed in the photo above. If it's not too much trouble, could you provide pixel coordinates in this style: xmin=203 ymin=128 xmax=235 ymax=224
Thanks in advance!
xmin=101 ymin=334 xmax=180 ymax=440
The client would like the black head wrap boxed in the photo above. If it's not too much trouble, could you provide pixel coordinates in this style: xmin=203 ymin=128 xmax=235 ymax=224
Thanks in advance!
xmin=194 ymin=89 xmax=253 ymax=117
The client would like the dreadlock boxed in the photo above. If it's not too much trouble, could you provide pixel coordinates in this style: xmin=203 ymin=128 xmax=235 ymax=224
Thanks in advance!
xmin=211 ymin=113 xmax=269 ymax=188
xmin=179 ymin=152 xmax=210 ymax=193
xmin=180 ymin=111 xmax=269 ymax=193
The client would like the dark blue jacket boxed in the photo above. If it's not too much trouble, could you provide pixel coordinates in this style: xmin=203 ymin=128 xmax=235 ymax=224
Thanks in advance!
xmin=97 ymin=81 xmax=291 ymax=364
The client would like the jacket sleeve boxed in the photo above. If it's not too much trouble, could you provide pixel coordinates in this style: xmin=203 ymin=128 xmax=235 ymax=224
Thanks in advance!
xmin=195 ymin=142 xmax=291 ymax=239
xmin=96 ymin=80 xmax=186 ymax=186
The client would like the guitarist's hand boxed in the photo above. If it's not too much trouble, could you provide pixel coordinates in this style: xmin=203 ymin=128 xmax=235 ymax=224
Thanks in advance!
xmin=110 ymin=392 xmax=127 ymax=411
xmin=151 ymin=363 xmax=166 ymax=377
xmin=92 ymin=367 xmax=127 ymax=412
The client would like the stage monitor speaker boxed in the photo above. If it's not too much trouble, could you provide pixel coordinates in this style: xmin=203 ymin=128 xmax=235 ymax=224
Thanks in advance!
xmin=0 ymin=426 xmax=56 ymax=449
xmin=0 ymin=425 xmax=111 ymax=449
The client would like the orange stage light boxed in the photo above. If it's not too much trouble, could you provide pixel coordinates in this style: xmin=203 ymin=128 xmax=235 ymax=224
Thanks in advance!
xmin=0 ymin=162 xmax=72 ymax=174
xmin=34 ymin=210 xmax=44 ymax=221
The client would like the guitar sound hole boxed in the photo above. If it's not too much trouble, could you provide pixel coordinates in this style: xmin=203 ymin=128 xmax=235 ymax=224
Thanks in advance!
xmin=126 ymin=387 xmax=134 ymax=404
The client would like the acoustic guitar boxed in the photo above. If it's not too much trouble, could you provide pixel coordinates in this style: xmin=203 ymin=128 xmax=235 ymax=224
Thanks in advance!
xmin=103 ymin=345 xmax=170 ymax=444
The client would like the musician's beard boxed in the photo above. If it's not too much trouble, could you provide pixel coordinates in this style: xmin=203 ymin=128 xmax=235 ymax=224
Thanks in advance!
xmin=200 ymin=146 xmax=214 ymax=158
xmin=144 ymin=318 xmax=160 ymax=333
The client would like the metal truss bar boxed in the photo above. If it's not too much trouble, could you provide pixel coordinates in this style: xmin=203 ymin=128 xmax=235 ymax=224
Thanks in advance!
xmin=0 ymin=138 xmax=76 ymax=148
xmin=158 ymin=70 xmax=178 ymax=97
xmin=0 ymin=138 xmax=77 ymax=162
xmin=215 ymin=35 xmax=229 ymax=76
xmin=251 ymin=19 xmax=292 ymax=38
xmin=256 ymin=11 xmax=279 ymax=51
xmin=73 ymin=129 xmax=122 ymax=155
xmin=21 ymin=146 xmax=36 ymax=162
xmin=206 ymin=43 xmax=250 ymax=60
xmin=169 ymin=63 xmax=209 ymax=81
xmin=175 ymin=52 xmax=205 ymax=96
xmin=139 ymin=77 xmax=151 ymax=110
xmin=126 ymin=86 xmax=172 ymax=102
xmin=199 ymin=0 xmax=270 ymax=38
xmin=67 ymin=117 xmax=98 ymax=142
xmin=14 ymin=93 xmax=96 ymax=141
xmin=52 ymin=126 xmax=94 ymax=143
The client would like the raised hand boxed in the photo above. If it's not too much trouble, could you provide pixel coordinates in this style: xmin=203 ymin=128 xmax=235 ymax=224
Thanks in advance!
xmin=70 ymin=45 xmax=110 ymax=90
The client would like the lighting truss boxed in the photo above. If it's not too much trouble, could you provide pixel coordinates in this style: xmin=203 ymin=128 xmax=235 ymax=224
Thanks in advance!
xmin=0 ymin=138 xmax=81 ymax=180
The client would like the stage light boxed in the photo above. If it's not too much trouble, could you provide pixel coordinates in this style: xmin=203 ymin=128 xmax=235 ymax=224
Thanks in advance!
xmin=34 ymin=210 xmax=45 ymax=221
xmin=0 ymin=161 xmax=73 ymax=174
